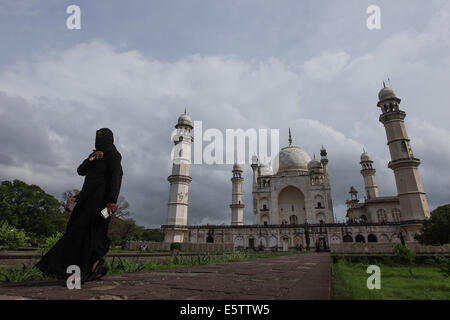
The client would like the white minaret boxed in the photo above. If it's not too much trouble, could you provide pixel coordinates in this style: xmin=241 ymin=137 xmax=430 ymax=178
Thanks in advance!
xmin=164 ymin=109 xmax=193 ymax=243
xmin=377 ymin=84 xmax=430 ymax=220
xmin=230 ymin=163 xmax=244 ymax=225
xmin=360 ymin=150 xmax=379 ymax=200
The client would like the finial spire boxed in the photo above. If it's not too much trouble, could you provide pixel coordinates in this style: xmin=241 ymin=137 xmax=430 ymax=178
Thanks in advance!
xmin=288 ymin=128 xmax=292 ymax=146
xmin=383 ymin=80 xmax=386 ymax=88
xmin=184 ymin=106 xmax=187 ymax=114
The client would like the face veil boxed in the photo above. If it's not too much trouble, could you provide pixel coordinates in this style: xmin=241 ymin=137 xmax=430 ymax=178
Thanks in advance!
xmin=95 ymin=128 xmax=114 ymax=152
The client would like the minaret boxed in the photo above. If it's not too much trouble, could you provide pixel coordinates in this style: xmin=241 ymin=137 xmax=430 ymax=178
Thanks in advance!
xmin=320 ymin=145 xmax=328 ymax=175
xmin=230 ymin=163 xmax=244 ymax=225
xmin=377 ymin=84 xmax=430 ymax=220
xmin=345 ymin=186 xmax=359 ymax=221
xmin=346 ymin=186 xmax=359 ymax=208
xmin=164 ymin=109 xmax=193 ymax=243
xmin=360 ymin=150 xmax=379 ymax=200
xmin=251 ymin=155 xmax=259 ymax=188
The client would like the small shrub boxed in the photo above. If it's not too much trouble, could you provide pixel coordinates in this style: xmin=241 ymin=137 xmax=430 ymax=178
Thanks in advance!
xmin=39 ymin=232 xmax=63 ymax=256
xmin=170 ymin=242 xmax=181 ymax=252
xmin=392 ymin=243 xmax=416 ymax=276
xmin=433 ymin=256 xmax=450 ymax=277
xmin=105 ymin=258 xmax=146 ymax=274
xmin=0 ymin=222 xmax=30 ymax=250
xmin=0 ymin=264 xmax=48 ymax=283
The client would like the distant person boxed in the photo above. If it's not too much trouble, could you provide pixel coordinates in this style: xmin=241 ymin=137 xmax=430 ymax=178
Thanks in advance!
xmin=36 ymin=128 xmax=123 ymax=283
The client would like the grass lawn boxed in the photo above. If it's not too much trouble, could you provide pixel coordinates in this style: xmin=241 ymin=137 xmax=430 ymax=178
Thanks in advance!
xmin=332 ymin=259 xmax=450 ymax=300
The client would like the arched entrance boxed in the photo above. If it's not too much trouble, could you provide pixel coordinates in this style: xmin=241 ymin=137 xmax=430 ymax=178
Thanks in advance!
xmin=278 ymin=186 xmax=305 ymax=224
xmin=281 ymin=237 xmax=289 ymax=252
xmin=343 ymin=235 xmax=353 ymax=242
xmin=368 ymin=234 xmax=378 ymax=242
xmin=206 ymin=235 xmax=214 ymax=243
xmin=268 ymin=236 xmax=278 ymax=248
xmin=293 ymin=235 xmax=302 ymax=246
xmin=234 ymin=236 xmax=244 ymax=248
xmin=260 ymin=214 xmax=269 ymax=225
xmin=355 ymin=234 xmax=365 ymax=243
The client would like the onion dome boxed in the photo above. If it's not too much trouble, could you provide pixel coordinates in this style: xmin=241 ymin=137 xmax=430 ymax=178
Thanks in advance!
xmin=259 ymin=163 xmax=273 ymax=176
xmin=360 ymin=151 xmax=371 ymax=162
xmin=175 ymin=108 xmax=193 ymax=129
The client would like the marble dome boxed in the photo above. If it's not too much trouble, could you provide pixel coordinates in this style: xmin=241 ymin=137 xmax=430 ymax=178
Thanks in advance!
xmin=308 ymin=158 xmax=322 ymax=170
xmin=360 ymin=151 xmax=371 ymax=162
xmin=176 ymin=112 xmax=193 ymax=128
xmin=233 ymin=163 xmax=242 ymax=171
xmin=275 ymin=145 xmax=311 ymax=174
xmin=259 ymin=163 xmax=273 ymax=176
xmin=378 ymin=86 xmax=396 ymax=101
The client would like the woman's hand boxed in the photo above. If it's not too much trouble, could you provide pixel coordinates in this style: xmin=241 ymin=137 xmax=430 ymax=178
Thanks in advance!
xmin=89 ymin=151 xmax=104 ymax=161
xmin=106 ymin=203 xmax=118 ymax=213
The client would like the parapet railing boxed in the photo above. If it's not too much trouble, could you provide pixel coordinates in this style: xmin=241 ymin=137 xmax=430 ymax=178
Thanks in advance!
xmin=161 ymin=220 xmax=425 ymax=230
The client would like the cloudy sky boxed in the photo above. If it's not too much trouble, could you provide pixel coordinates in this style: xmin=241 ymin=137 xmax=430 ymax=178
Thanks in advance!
xmin=1 ymin=0 xmax=449 ymax=228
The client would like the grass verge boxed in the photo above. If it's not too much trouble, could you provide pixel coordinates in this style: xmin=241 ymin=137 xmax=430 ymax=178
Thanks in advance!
xmin=332 ymin=258 xmax=450 ymax=300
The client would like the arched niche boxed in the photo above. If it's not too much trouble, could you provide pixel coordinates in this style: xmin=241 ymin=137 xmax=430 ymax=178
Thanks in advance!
xmin=278 ymin=186 xmax=305 ymax=224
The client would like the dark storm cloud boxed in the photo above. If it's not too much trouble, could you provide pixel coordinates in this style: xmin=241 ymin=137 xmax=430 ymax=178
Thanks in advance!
xmin=0 ymin=92 xmax=61 ymax=168
xmin=0 ymin=153 xmax=14 ymax=166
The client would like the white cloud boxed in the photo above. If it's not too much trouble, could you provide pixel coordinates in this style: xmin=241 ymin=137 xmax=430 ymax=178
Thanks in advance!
xmin=302 ymin=51 xmax=351 ymax=82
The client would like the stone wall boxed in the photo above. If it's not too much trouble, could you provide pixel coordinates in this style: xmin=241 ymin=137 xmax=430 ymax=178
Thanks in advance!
xmin=125 ymin=241 xmax=234 ymax=252
xmin=330 ymin=242 xmax=450 ymax=254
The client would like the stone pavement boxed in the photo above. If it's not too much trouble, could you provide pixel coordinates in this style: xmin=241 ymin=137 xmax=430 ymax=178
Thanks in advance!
xmin=0 ymin=253 xmax=331 ymax=300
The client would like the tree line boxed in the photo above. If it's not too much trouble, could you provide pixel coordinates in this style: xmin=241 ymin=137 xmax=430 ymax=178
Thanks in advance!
xmin=0 ymin=179 xmax=163 ymax=248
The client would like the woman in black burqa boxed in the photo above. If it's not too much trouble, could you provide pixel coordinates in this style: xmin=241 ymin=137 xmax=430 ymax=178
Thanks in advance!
xmin=36 ymin=128 xmax=123 ymax=282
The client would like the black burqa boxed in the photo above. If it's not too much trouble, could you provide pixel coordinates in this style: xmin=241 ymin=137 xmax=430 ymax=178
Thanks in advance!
xmin=36 ymin=128 xmax=123 ymax=281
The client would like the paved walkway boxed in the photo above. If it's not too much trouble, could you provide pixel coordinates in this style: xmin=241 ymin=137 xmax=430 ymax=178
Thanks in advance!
xmin=0 ymin=253 xmax=331 ymax=300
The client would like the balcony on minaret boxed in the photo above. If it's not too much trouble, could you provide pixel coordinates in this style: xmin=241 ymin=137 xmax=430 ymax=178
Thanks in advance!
xmin=377 ymin=84 xmax=401 ymax=113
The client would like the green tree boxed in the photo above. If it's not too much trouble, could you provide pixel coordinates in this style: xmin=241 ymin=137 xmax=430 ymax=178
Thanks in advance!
xmin=108 ymin=217 xmax=141 ymax=246
xmin=0 ymin=180 xmax=67 ymax=238
xmin=108 ymin=216 xmax=164 ymax=247
xmin=141 ymin=229 xmax=164 ymax=242
xmin=415 ymin=204 xmax=450 ymax=245
xmin=0 ymin=201 xmax=17 ymax=226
